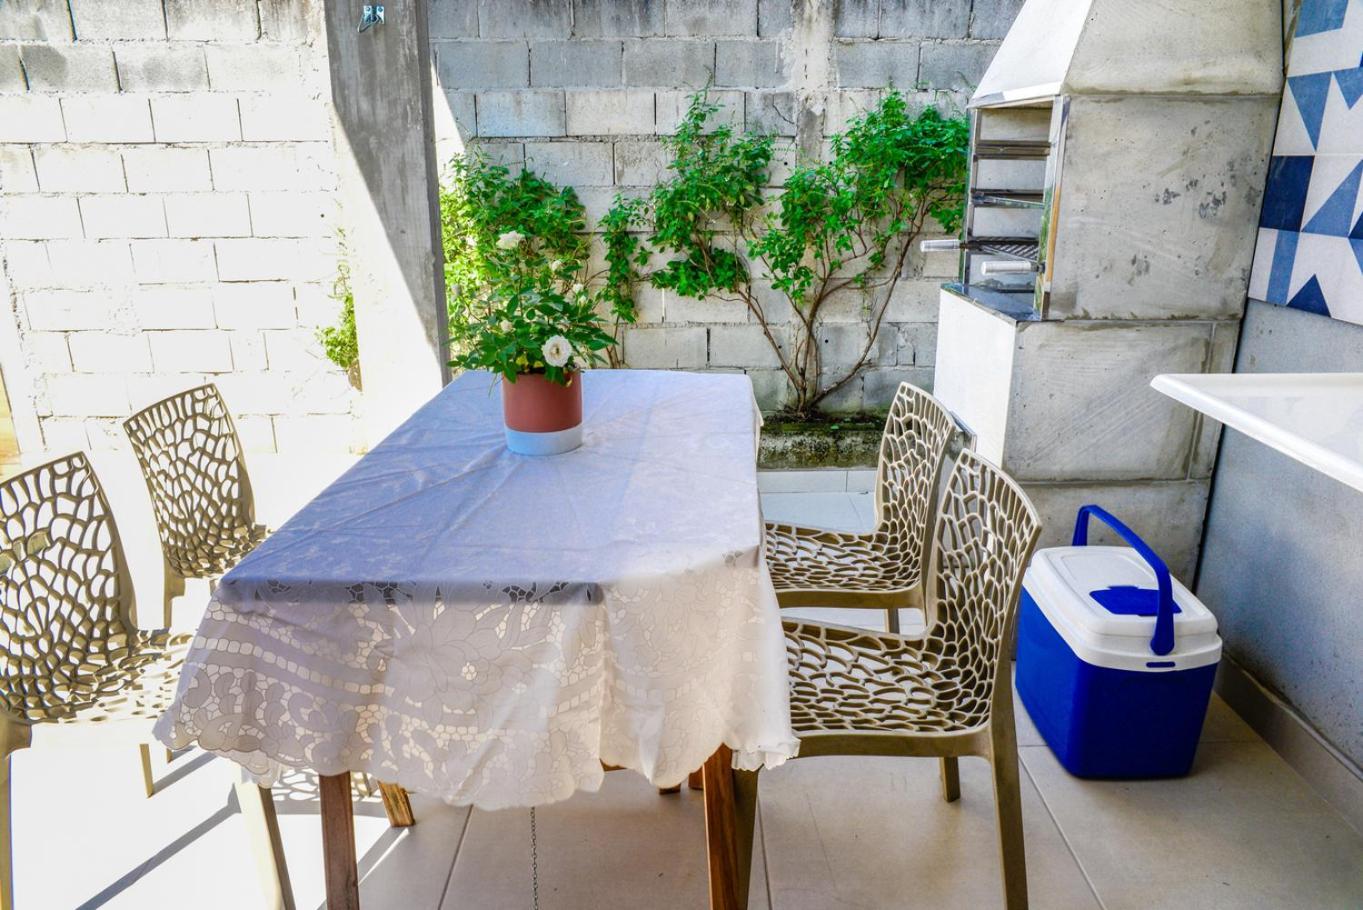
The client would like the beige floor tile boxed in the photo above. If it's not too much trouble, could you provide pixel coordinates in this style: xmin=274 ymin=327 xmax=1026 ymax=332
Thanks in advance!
xmin=1022 ymin=740 xmax=1363 ymax=909
xmin=758 ymin=754 xmax=1100 ymax=910
xmin=445 ymin=771 xmax=771 ymax=909
xmin=760 ymin=492 xmax=865 ymax=531
xmin=358 ymin=793 xmax=471 ymax=909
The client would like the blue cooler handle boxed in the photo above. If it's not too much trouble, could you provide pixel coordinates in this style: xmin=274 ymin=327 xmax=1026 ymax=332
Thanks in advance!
xmin=1072 ymin=505 xmax=1176 ymax=656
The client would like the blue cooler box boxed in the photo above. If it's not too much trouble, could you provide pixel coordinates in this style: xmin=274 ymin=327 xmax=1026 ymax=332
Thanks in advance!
xmin=1016 ymin=506 xmax=1221 ymax=779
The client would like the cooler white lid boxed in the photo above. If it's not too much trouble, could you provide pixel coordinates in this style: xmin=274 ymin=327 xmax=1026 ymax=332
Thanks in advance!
xmin=1028 ymin=545 xmax=1217 ymax=638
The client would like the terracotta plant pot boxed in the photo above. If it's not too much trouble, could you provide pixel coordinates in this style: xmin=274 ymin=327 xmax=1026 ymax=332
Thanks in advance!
xmin=501 ymin=371 xmax=584 ymax=455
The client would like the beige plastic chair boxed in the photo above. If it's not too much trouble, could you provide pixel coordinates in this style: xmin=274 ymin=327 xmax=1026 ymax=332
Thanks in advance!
xmin=764 ymin=381 xmax=959 ymax=632
xmin=735 ymin=449 xmax=1043 ymax=909
xmin=0 ymin=453 xmax=293 ymax=910
xmin=123 ymin=383 xmax=268 ymax=627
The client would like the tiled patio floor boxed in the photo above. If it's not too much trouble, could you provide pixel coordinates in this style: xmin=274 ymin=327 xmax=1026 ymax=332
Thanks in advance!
xmin=10 ymin=476 xmax=1363 ymax=909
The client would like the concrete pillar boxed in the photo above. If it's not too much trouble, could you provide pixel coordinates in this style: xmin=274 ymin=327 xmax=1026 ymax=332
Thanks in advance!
xmin=323 ymin=0 xmax=449 ymax=445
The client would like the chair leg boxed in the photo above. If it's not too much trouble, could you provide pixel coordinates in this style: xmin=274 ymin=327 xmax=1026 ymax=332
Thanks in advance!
xmin=688 ymin=768 xmax=705 ymax=790
xmin=886 ymin=608 xmax=901 ymax=634
xmin=235 ymin=776 xmax=296 ymax=910
xmin=990 ymin=750 xmax=1029 ymax=910
xmin=162 ymin=566 xmax=186 ymax=628
xmin=1 ymin=754 xmax=12 ymax=910
xmin=939 ymin=756 xmax=961 ymax=803
xmin=140 ymin=744 xmax=156 ymax=798
xmin=377 ymin=781 xmax=415 ymax=827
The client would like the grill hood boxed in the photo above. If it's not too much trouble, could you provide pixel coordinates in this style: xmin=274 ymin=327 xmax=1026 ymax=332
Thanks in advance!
xmin=970 ymin=0 xmax=1283 ymax=107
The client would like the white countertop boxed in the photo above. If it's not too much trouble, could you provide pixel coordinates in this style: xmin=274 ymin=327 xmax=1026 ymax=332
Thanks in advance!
xmin=1151 ymin=372 xmax=1363 ymax=493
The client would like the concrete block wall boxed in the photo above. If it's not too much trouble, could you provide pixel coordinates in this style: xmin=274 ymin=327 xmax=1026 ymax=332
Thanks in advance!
xmin=429 ymin=0 xmax=1021 ymax=411
xmin=0 ymin=0 xmax=358 ymax=457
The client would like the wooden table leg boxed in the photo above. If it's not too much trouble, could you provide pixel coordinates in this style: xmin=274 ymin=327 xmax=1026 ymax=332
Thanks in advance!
xmin=702 ymin=745 xmax=742 ymax=910
xmin=319 ymin=772 xmax=361 ymax=910
xmin=378 ymin=782 xmax=415 ymax=827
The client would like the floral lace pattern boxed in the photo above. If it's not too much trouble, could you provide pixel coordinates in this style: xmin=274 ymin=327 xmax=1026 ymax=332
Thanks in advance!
xmin=156 ymin=371 xmax=797 ymax=809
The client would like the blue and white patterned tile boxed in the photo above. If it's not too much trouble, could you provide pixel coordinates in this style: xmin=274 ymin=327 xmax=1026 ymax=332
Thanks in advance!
xmin=1288 ymin=0 xmax=1361 ymax=76
xmin=1300 ymin=154 xmax=1363 ymax=233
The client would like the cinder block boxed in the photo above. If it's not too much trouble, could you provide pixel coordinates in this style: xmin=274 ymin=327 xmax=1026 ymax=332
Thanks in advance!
xmin=248 ymin=190 xmax=336 ymax=237
xmin=79 ymin=194 xmax=168 ymax=239
xmin=64 ymin=95 xmax=155 ymax=143
xmin=668 ymin=294 xmax=750 ymax=324
xmin=214 ymin=282 xmax=296 ymax=328
xmin=746 ymin=90 xmax=796 ymax=135
xmin=0 ymin=147 xmax=39 ymax=193
xmin=0 ymin=96 xmax=65 ymax=141
xmin=476 ymin=91 xmax=567 ymax=137
xmin=215 ymin=238 xmax=332 ymax=282
xmin=132 ymin=285 xmax=216 ymax=328
xmin=258 ymin=0 xmax=318 ymax=42
xmin=817 ymin=321 xmax=893 ymax=368
xmin=834 ymin=0 xmax=878 ymax=37
xmin=666 ymin=0 xmax=757 ymax=36
xmin=479 ymin=0 xmax=571 ymax=38
xmin=656 ymin=90 xmax=743 ymax=133
xmin=715 ymin=40 xmax=785 ymax=88
xmin=165 ymin=0 xmax=260 ymax=41
xmin=124 ymin=147 xmax=213 ymax=192
xmin=205 ymin=45 xmax=303 ymax=91
xmin=879 ymin=0 xmax=970 ymax=38
xmin=32 ymin=147 xmax=124 ymax=193
xmin=68 ymin=0 xmax=166 ymax=39
xmin=0 ymin=195 xmax=83 ymax=239
xmin=531 ymin=40 xmax=623 ymax=87
xmin=149 ymin=330 xmax=234 ymax=372
xmin=263 ymin=329 xmax=326 ymax=371
xmin=834 ymin=40 xmax=920 ymax=88
xmin=623 ymin=326 xmax=707 ymax=368
xmin=68 ymin=332 xmax=153 ymax=373
xmin=747 ymin=367 xmax=791 ymax=409
xmin=19 ymin=44 xmax=117 ymax=92
xmin=970 ymin=0 xmax=1025 ymax=39
xmin=27 ymin=332 xmax=74 ymax=372
xmin=624 ymin=39 xmax=714 ymax=86
xmin=24 ymin=289 xmax=120 ymax=330
xmin=863 ymin=366 xmax=933 ymax=406
xmin=39 ymin=240 xmax=137 ymax=289
xmin=38 ymin=418 xmax=91 ymax=451
xmin=115 ymin=45 xmax=210 ymax=91
xmin=130 ymin=239 xmax=217 ymax=283
xmin=565 ymin=90 xmax=655 ymax=135
xmin=613 ymin=140 xmax=671 ymax=185
xmin=710 ymin=324 xmax=785 ymax=367
xmin=435 ymin=41 xmax=530 ymax=90
xmin=294 ymin=281 xmax=340 ymax=324
xmin=432 ymin=91 xmax=476 ymax=158
xmin=150 ymin=94 xmax=240 ymax=142
xmin=239 ymin=95 xmax=330 ymax=142
xmin=164 ymin=192 xmax=252 ymax=238
xmin=0 ymin=0 xmax=75 ymax=41
xmin=894 ymin=322 xmax=936 ymax=365
xmin=274 ymin=413 xmax=358 ymax=451
xmin=429 ymin=0 xmax=478 ymax=38
xmin=522 ymin=140 xmax=614 ymax=185
xmin=758 ymin=0 xmax=792 ymax=36
xmin=2 ymin=242 xmax=52 ymax=289
xmin=225 ymin=331 xmax=268 ymax=371
xmin=210 ymin=145 xmax=335 ymax=191
xmin=816 ymin=371 xmax=865 ymax=413
xmin=884 ymin=278 xmax=939 ymax=322
xmin=43 ymin=373 xmax=132 ymax=417
xmin=572 ymin=0 xmax=662 ymax=37
xmin=918 ymin=40 xmax=998 ymax=92
xmin=0 ymin=46 xmax=24 ymax=92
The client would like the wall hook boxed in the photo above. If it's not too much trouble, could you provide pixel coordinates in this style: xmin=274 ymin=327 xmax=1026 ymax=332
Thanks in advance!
xmin=358 ymin=4 xmax=384 ymax=33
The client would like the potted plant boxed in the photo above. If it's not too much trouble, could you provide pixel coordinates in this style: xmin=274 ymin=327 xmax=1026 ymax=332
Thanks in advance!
xmin=449 ymin=228 xmax=618 ymax=455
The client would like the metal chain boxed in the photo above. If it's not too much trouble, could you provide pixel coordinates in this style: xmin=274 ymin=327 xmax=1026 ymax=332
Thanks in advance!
xmin=529 ymin=807 xmax=540 ymax=910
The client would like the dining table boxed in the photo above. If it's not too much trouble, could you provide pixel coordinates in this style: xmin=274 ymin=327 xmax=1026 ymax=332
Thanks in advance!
xmin=155 ymin=368 xmax=798 ymax=909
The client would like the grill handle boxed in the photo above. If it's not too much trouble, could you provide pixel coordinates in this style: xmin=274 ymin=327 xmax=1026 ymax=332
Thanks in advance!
xmin=980 ymin=260 xmax=1038 ymax=275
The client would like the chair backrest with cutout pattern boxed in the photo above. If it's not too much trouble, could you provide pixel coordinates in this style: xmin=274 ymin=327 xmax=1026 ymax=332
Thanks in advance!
xmin=0 ymin=452 xmax=137 ymax=723
xmin=921 ymin=449 xmax=1041 ymax=728
xmin=874 ymin=382 xmax=958 ymax=579
xmin=124 ymin=384 xmax=256 ymax=578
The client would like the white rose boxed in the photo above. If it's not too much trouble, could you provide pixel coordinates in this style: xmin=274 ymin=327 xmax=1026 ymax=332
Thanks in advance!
xmin=549 ymin=259 xmax=563 ymax=272
xmin=498 ymin=319 xmax=514 ymax=333
xmin=570 ymin=283 xmax=584 ymax=297
xmin=496 ymin=230 xmax=524 ymax=250
xmin=541 ymin=334 xmax=572 ymax=368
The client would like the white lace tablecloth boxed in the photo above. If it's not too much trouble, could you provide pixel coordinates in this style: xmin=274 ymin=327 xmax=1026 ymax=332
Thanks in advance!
xmin=156 ymin=369 xmax=797 ymax=809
